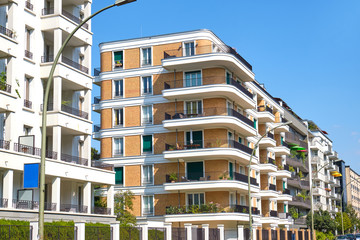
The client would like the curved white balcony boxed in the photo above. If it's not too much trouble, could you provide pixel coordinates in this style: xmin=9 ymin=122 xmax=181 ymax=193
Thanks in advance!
xmin=259 ymin=159 xmax=277 ymax=173
xmin=273 ymin=170 xmax=291 ymax=178
xmin=273 ymin=145 xmax=290 ymax=156
xmin=259 ymin=134 xmax=276 ymax=148
xmin=256 ymin=106 xmax=275 ymax=123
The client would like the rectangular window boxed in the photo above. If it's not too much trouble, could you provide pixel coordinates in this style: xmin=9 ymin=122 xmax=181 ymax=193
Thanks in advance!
xmin=113 ymin=108 xmax=123 ymax=127
xmin=142 ymin=48 xmax=151 ymax=66
xmin=143 ymin=196 xmax=154 ymax=215
xmin=187 ymin=193 xmax=204 ymax=206
xmin=226 ymin=72 xmax=232 ymax=84
xmin=142 ymin=135 xmax=152 ymax=154
xmin=185 ymin=101 xmax=202 ymax=117
xmin=114 ymin=80 xmax=123 ymax=98
xmin=184 ymin=42 xmax=195 ymax=56
xmin=113 ymin=138 xmax=123 ymax=156
xmin=115 ymin=167 xmax=123 ymax=185
xmin=240 ymin=195 xmax=246 ymax=205
xmin=142 ymin=165 xmax=153 ymax=185
xmin=142 ymin=105 xmax=152 ymax=125
xmin=184 ymin=71 xmax=201 ymax=87
xmin=114 ymin=51 xmax=123 ymax=68
xmin=142 ymin=76 xmax=152 ymax=95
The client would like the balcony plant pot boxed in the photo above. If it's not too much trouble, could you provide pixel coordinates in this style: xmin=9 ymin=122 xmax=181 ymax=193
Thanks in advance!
xmin=169 ymin=173 xmax=177 ymax=183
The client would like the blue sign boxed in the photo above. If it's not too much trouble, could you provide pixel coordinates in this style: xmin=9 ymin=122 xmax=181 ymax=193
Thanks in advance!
xmin=23 ymin=163 xmax=40 ymax=189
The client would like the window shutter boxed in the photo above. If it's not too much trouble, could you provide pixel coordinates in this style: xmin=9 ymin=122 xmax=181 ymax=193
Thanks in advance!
xmin=143 ymin=135 xmax=152 ymax=153
xmin=115 ymin=167 xmax=123 ymax=185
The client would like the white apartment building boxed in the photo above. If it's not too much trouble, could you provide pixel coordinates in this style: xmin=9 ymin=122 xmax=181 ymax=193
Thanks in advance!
xmin=0 ymin=0 xmax=115 ymax=222
xmin=308 ymin=123 xmax=341 ymax=214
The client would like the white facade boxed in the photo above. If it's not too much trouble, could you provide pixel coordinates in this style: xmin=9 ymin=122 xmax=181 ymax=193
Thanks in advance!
xmin=0 ymin=0 xmax=115 ymax=222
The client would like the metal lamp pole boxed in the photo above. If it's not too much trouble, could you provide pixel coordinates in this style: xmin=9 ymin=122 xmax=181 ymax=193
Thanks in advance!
xmin=38 ymin=0 xmax=136 ymax=239
xmin=248 ymin=121 xmax=292 ymax=240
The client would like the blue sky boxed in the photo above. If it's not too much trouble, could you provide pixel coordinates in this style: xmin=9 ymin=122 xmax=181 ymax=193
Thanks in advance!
xmin=91 ymin=0 xmax=360 ymax=171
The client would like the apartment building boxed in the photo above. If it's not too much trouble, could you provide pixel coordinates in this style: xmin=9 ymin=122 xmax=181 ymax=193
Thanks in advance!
xmin=275 ymin=99 xmax=311 ymax=228
xmin=0 ymin=0 xmax=115 ymax=222
xmin=307 ymin=122 xmax=341 ymax=214
xmin=94 ymin=29 xmax=294 ymax=232
xmin=345 ymin=166 xmax=360 ymax=215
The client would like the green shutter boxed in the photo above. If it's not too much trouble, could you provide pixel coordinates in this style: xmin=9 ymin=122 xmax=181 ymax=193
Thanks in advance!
xmin=229 ymin=162 xmax=233 ymax=179
xmin=283 ymin=181 xmax=286 ymax=190
xmin=281 ymin=136 xmax=284 ymax=145
xmin=115 ymin=167 xmax=123 ymax=185
xmin=187 ymin=162 xmax=203 ymax=180
xmin=254 ymin=119 xmax=257 ymax=129
xmin=114 ymin=51 xmax=123 ymax=62
xmin=143 ymin=135 xmax=152 ymax=153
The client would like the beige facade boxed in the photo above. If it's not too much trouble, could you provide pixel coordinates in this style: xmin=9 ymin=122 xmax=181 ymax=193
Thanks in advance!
xmin=345 ymin=166 xmax=360 ymax=215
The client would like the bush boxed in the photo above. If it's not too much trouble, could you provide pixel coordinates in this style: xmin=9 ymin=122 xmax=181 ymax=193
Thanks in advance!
xmin=44 ymin=221 xmax=75 ymax=240
xmin=85 ymin=222 xmax=111 ymax=240
xmin=148 ymin=229 xmax=165 ymax=240
xmin=0 ymin=219 xmax=30 ymax=240
xmin=120 ymin=226 xmax=141 ymax=240
xmin=316 ymin=231 xmax=326 ymax=240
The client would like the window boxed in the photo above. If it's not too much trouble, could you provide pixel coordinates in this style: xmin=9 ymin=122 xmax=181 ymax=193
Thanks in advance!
xmin=184 ymin=71 xmax=201 ymax=87
xmin=184 ymin=42 xmax=195 ymax=56
xmin=142 ymin=105 xmax=152 ymax=125
xmin=226 ymin=72 xmax=232 ymax=84
xmin=142 ymin=165 xmax=153 ymax=185
xmin=0 ymin=113 xmax=5 ymax=140
xmin=115 ymin=167 xmax=123 ymax=185
xmin=113 ymin=51 xmax=123 ymax=68
xmin=24 ymin=126 xmax=32 ymax=136
xmin=24 ymin=77 xmax=32 ymax=108
xmin=142 ymin=76 xmax=152 ymax=95
xmin=185 ymin=101 xmax=202 ymax=116
xmin=142 ymin=135 xmax=152 ymax=154
xmin=113 ymin=138 xmax=123 ymax=156
xmin=185 ymin=131 xmax=203 ymax=148
xmin=141 ymin=48 xmax=151 ymax=66
xmin=113 ymin=108 xmax=123 ymax=127
xmin=114 ymin=80 xmax=123 ymax=98
xmin=25 ymin=27 xmax=33 ymax=59
xmin=187 ymin=193 xmax=204 ymax=206
xmin=240 ymin=195 xmax=246 ymax=205
xmin=143 ymin=196 xmax=153 ymax=215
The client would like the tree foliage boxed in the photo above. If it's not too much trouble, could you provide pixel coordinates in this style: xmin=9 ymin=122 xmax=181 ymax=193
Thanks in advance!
xmin=306 ymin=209 xmax=336 ymax=233
xmin=91 ymin=147 xmax=100 ymax=160
xmin=114 ymin=190 xmax=137 ymax=227
xmin=345 ymin=205 xmax=360 ymax=232
xmin=335 ymin=212 xmax=352 ymax=233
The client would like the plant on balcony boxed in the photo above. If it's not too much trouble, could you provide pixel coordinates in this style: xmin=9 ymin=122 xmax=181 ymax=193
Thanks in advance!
xmin=0 ymin=71 xmax=6 ymax=91
xmin=115 ymin=60 xmax=123 ymax=67
xmin=325 ymin=188 xmax=331 ymax=192
xmin=169 ymin=173 xmax=177 ymax=182
xmin=218 ymin=172 xmax=230 ymax=180
xmin=167 ymin=145 xmax=176 ymax=151
xmin=298 ymin=170 xmax=304 ymax=179
xmin=277 ymin=164 xmax=284 ymax=170
xmin=289 ymin=207 xmax=299 ymax=220
xmin=289 ymin=166 xmax=295 ymax=172
xmin=297 ymin=190 xmax=309 ymax=201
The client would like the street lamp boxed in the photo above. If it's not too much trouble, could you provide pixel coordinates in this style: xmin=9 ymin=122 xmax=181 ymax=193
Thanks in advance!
xmin=38 ymin=0 xmax=136 ymax=239
xmin=248 ymin=121 xmax=292 ymax=240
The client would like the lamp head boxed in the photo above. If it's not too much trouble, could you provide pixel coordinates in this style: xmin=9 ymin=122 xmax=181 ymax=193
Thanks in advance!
xmin=115 ymin=0 xmax=136 ymax=6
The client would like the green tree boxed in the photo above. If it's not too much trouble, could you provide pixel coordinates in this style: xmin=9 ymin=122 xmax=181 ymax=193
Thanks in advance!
xmin=289 ymin=207 xmax=299 ymax=219
xmin=306 ymin=209 xmax=336 ymax=233
xmin=114 ymin=190 xmax=137 ymax=227
xmin=335 ymin=212 xmax=352 ymax=233
xmin=345 ymin=205 xmax=359 ymax=232
xmin=91 ymin=147 xmax=100 ymax=160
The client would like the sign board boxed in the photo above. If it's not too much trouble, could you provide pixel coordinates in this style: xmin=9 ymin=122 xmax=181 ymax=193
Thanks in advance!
xmin=23 ymin=163 xmax=40 ymax=189
xmin=19 ymin=135 xmax=35 ymax=147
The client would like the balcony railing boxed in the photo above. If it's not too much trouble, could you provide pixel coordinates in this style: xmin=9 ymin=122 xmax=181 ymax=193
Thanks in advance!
xmin=165 ymin=171 xmax=258 ymax=186
xmin=0 ymin=140 xmax=10 ymax=150
xmin=42 ymin=8 xmax=54 ymax=15
xmin=24 ymin=99 xmax=32 ymax=109
xmin=267 ymin=132 xmax=274 ymax=139
xmin=91 ymin=160 xmax=113 ymax=171
xmin=0 ymin=81 xmax=11 ymax=93
xmin=284 ymin=164 xmax=290 ymax=171
xmin=163 ymin=44 xmax=252 ymax=71
xmin=269 ymin=210 xmax=278 ymax=217
xmin=41 ymin=55 xmax=54 ymax=63
xmin=163 ymin=76 xmax=253 ymax=99
xmin=0 ymin=25 xmax=14 ymax=39
xmin=61 ymin=104 xmax=88 ymax=119
xmin=25 ymin=0 xmax=33 ymax=11
xmin=164 ymin=107 xmax=254 ymax=128
xmin=263 ymin=157 xmax=275 ymax=165
xmin=61 ymin=153 xmax=88 ymax=166
xmin=14 ymin=143 xmax=57 ymax=159
xmin=61 ymin=9 xmax=89 ymax=30
xmin=0 ymin=198 xmax=8 ymax=208
xmin=93 ymin=124 xmax=100 ymax=132
xmin=279 ymin=212 xmax=291 ymax=219
xmin=283 ymin=189 xmax=291 ymax=195
xmin=165 ymin=138 xmax=254 ymax=155
xmin=62 ymin=56 xmax=89 ymax=74
xmin=94 ymin=96 xmax=100 ymax=104
xmin=92 ymin=207 xmax=111 ymax=215
xmin=12 ymin=200 xmax=39 ymax=210
xmin=257 ymin=105 xmax=273 ymax=114
xmin=142 ymin=117 xmax=153 ymax=125
xmin=165 ymin=204 xmax=259 ymax=215
xmin=60 ymin=204 xmax=88 ymax=213
xmin=269 ymin=184 xmax=276 ymax=191
xmin=25 ymin=50 xmax=33 ymax=59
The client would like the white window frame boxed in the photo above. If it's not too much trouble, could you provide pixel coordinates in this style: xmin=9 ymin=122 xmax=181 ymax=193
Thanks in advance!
xmin=183 ymin=41 xmax=196 ymax=56
xmin=113 ymin=108 xmax=124 ymax=127
xmin=141 ymin=76 xmax=153 ymax=95
xmin=141 ymin=47 xmax=152 ymax=66
xmin=113 ymin=50 xmax=124 ymax=70
xmin=141 ymin=105 xmax=153 ymax=125
xmin=113 ymin=79 xmax=124 ymax=98
xmin=183 ymin=70 xmax=202 ymax=87
xmin=113 ymin=137 xmax=124 ymax=156
xmin=186 ymin=192 xmax=205 ymax=206
xmin=142 ymin=195 xmax=154 ymax=216
xmin=184 ymin=99 xmax=203 ymax=116
xmin=141 ymin=134 xmax=154 ymax=155
xmin=184 ymin=160 xmax=205 ymax=180
xmin=142 ymin=164 xmax=154 ymax=186
xmin=184 ymin=130 xmax=204 ymax=148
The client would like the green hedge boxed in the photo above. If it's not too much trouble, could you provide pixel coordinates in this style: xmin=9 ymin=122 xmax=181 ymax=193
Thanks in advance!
xmin=120 ymin=227 xmax=141 ymax=240
xmin=44 ymin=221 xmax=75 ymax=240
xmin=148 ymin=229 xmax=165 ymax=240
xmin=0 ymin=219 xmax=30 ymax=240
xmin=85 ymin=222 xmax=111 ymax=240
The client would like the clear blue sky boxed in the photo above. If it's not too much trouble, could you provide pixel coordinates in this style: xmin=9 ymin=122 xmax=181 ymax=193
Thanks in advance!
xmin=91 ymin=0 xmax=360 ymax=171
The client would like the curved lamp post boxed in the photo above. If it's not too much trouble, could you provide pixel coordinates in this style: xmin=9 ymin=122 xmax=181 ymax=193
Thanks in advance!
xmin=38 ymin=0 xmax=136 ymax=239
xmin=248 ymin=121 xmax=292 ymax=240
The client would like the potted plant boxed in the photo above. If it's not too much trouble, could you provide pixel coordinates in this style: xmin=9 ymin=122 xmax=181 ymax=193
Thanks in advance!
xmin=0 ymin=71 xmax=6 ymax=91
xmin=169 ymin=173 xmax=177 ymax=183
xmin=289 ymin=166 xmax=295 ymax=172
xmin=115 ymin=60 xmax=123 ymax=68
xmin=298 ymin=171 xmax=304 ymax=179
xmin=278 ymin=164 xmax=284 ymax=170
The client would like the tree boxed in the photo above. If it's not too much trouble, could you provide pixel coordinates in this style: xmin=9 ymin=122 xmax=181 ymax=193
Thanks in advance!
xmin=306 ymin=209 xmax=336 ymax=233
xmin=335 ymin=212 xmax=352 ymax=233
xmin=289 ymin=207 xmax=299 ymax=219
xmin=345 ymin=205 xmax=359 ymax=232
xmin=91 ymin=147 xmax=100 ymax=160
xmin=114 ymin=190 xmax=137 ymax=227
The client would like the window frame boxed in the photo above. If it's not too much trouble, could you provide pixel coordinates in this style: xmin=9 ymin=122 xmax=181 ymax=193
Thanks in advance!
xmin=113 ymin=108 xmax=124 ymax=128
xmin=183 ymin=41 xmax=195 ymax=57
xmin=142 ymin=195 xmax=154 ymax=216
xmin=183 ymin=70 xmax=202 ymax=87
xmin=186 ymin=192 xmax=205 ymax=206
xmin=142 ymin=164 xmax=154 ymax=186
xmin=114 ymin=166 xmax=124 ymax=186
xmin=113 ymin=137 xmax=124 ymax=156
xmin=113 ymin=50 xmax=124 ymax=70
xmin=141 ymin=105 xmax=153 ymax=125
xmin=141 ymin=76 xmax=153 ymax=95
xmin=113 ymin=79 xmax=124 ymax=98
xmin=141 ymin=134 xmax=153 ymax=155
xmin=141 ymin=47 xmax=152 ymax=66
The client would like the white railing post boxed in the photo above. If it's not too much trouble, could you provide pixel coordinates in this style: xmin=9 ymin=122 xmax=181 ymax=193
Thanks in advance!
xmin=139 ymin=223 xmax=148 ymax=240
xmin=217 ymin=224 xmax=224 ymax=240
xmin=110 ymin=222 xmax=119 ymax=240
xmin=164 ymin=223 xmax=172 ymax=240
xmin=30 ymin=219 xmax=39 ymax=240
xmin=238 ymin=225 xmax=244 ymax=240
xmin=202 ymin=224 xmax=209 ymax=240
xmin=75 ymin=221 xmax=85 ymax=240
xmin=184 ymin=223 xmax=192 ymax=240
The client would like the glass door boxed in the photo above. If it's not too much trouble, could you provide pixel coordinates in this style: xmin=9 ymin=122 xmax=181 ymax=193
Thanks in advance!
xmin=186 ymin=162 xmax=203 ymax=181
xmin=186 ymin=131 xmax=203 ymax=148
xmin=185 ymin=101 xmax=202 ymax=117
xmin=185 ymin=71 xmax=201 ymax=87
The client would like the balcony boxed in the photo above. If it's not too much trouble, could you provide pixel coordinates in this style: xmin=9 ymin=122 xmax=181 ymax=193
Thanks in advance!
xmin=14 ymin=143 xmax=57 ymax=159
xmin=61 ymin=104 xmax=88 ymax=120
xmin=259 ymin=134 xmax=276 ymax=148
xmin=269 ymin=210 xmax=278 ymax=217
xmin=25 ymin=0 xmax=33 ymax=11
xmin=162 ymin=77 xmax=254 ymax=109
xmin=0 ymin=82 xmax=11 ymax=94
xmin=91 ymin=207 xmax=111 ymax=215
xmin=41 ymin=55 xmax=89 ymax=74
xmin=25 ymin=50 xmax=33 ymax=59
xmin=256 ymin=105 xmax=275 ymax=123
xmin=93 ymin=124 xmax=100 ymax=132
xmin=61 ymin=153 xmax=88 ymax=166
xmin=259 ymin=158 xmax=277 ymax=173
xmin=288 ymin=196 xmax=311 ymax=209
xmin=273 ymin=142 xmax=290 ymax=156
xmin=0 ymin=140 xmax=10 ymax=150
xmin=93 ymin=96 xmax=100 ymax=104
xmin=163 ymin=108 xmax=256 ymax=136
xmin=41 ymin=8 xmax=88 ymax=30
xmin=164 ymin=139 xmax=256 ymax=165
xmin=164 ymin=171 xmax=258 ymax=192
xmin=60 ymin=204 xmax=88 ymax=213
xmin=24 ymin=99 xmax=32 ymax=109
xmin=0 ymin=25 xmax=15 ymax=39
